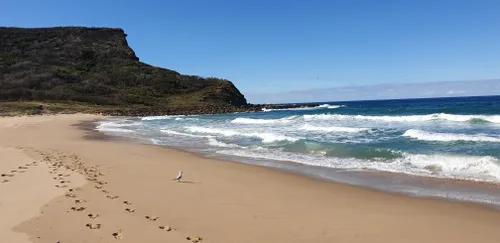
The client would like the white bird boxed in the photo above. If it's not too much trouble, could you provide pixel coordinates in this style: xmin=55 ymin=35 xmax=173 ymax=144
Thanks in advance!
xmin=173 ymin=171 xmax=183 ymax=182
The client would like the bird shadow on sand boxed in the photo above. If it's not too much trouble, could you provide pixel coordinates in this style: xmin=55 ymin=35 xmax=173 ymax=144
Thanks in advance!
xmin=178 ymin=180 xmax=199 ymax=184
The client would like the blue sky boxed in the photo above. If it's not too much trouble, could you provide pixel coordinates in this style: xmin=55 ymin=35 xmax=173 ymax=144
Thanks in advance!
xmin=248 ymin=79 xmax=500 ymax=103
xmin=2 ymin=0 xmax=500 ymax=103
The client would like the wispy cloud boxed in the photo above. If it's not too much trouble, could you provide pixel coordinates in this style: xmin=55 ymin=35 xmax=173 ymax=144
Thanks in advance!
xmin=446 ymin=90 xmax=466 ymax=95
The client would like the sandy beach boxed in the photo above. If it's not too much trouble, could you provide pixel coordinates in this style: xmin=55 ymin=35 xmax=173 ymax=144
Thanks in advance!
xmin=1 ymin=114 xmax=500 ymax=243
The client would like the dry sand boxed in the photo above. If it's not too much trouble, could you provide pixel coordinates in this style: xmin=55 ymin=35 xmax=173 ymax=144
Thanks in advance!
xmin=1 ymin=114 xmax=500 ymax=243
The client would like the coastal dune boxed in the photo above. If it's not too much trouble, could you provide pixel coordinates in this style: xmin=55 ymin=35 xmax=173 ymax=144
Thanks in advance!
xmin=1 ymin=114 xmax=500 ymax=243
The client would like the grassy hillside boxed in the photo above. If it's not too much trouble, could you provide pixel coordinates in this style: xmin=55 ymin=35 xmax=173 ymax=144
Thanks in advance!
xmin=0 ymin=27 xmax=249 ymax=115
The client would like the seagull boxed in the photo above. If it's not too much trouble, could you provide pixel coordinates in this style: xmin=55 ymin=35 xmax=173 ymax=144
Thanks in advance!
xmin=173 ymin=171 xmax=183 ymax=182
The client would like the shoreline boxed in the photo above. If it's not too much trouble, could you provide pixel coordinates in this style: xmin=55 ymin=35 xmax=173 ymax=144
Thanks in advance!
xmin=2 ymin=114 xmax=500 ymax=243
xmin=89 ymin=118 xmax=500 ymax=210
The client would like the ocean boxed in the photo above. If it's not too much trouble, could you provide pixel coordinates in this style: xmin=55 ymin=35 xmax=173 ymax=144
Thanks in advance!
xmin=95 ymin=95 xmax=500 ymax=207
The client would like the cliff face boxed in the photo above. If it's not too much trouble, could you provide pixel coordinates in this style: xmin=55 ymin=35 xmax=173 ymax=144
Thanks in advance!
xmin=0 ymin=27 xmax=247 ymax=109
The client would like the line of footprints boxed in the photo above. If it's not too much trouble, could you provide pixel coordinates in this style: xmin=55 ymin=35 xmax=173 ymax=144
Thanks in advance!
xmin=0 ymin=162 xmax=36 ymax=183
xmin=38 ymin=150 xmax=204 ymax=243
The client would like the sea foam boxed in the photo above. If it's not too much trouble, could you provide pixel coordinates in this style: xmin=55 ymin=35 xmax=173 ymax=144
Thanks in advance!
xmin=303 ymin=113 xmax=500 ymax=123
xmin=95 ymin=121 xmax=137 ymax=133
xmin=207 ymin=138 xmax=242 ymax=148
xmin=142 ymin=115 xmax=197 ymax=121
xmin=300 ymin=124 xmax=369 ymax=133
xmin=230 ymin=117 xmax=296 ymax=124
xmin=160 ymin=129 xmax=213 ymax=138
xmin=217 ymin=148 xmax=500 ymax=182
xmin=185 ymin=126 xmax=299 ymax=143
xmin=395 ymin=153 xmax=500 ymax=181
xmin=262 ymin=104 xmax=343 ymax=112
xmin=317 ymin=104 xmax=342 ymax=109
xmin=403 ymin=129 xmax=500 ymax=142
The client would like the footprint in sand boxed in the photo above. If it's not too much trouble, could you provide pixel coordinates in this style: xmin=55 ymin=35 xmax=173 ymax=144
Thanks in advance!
xmin=159 ymin=225 xmax=173 ymax=232
xmin=86 ymin=223 xmax=101 ymax=229
xmin=112 ymin=230 xmax=123 ymax=239
xmin=11 ymin=170 xmax=17 ymax=173
xmin=145 ymin=216 xmax=159 ymax=221
xmin=71 ymin=206 xmax=86 ymax=211
xmin=1 ymin=179 xmax=9 ymax=183
xmin=106 ymin=195 xmax=119 ymax=200
xmin=186 ymin=236 xmax=204 ymax=242
xmin=125 ymin=208 xmax=136 ymax=213
xmin=123 ymin=201 xmax=132 ymax=205
xmin=1 ymin=173 xmax=14 ymax=177
xmin=95 ymin=185 xmax=103 ymax=189
xmin=88 ymin=213 xmax=99 ymax=219
xmin=65 ymin=193 xmax=77 ymax=198
xmin=18 ymin=170 xmax=26 ymax=173
xmin=18 ymin=166 xmax=28 ymax=169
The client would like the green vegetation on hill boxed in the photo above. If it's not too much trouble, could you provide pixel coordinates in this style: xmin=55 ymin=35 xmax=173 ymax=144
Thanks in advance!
xmin=0 ymin=27 xmax=249 ymax=115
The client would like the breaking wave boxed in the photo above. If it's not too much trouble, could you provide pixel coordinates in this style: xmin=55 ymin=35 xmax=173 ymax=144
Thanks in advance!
xmin=185 ymin=126 xmax=299 ymax=143
xmin=142 ymin=115 xmax=198 ymax=121
xmin=299 ymin=124 xmax=369 ymax=133
xmin=217 ymin=148 xmax=500 ymax=182
xmin=403 ymin=129 xmax=500 ymax=142
xmin=230 ymin=117 xmax=296 ymax=124
xmin=262 ymin=104 xmax=343 ymax=112
xmin=95 ymin=121 xmax=137 ymax=133
xmin=207 ymin=138 xmax=242 ymax=148
xmin=317 ymin=104 xmax=342 ymax=109
xmin=303 ymin=113 xmax=500 ymax=123
xmin=160 ymin=129 xmax=213 ymax=138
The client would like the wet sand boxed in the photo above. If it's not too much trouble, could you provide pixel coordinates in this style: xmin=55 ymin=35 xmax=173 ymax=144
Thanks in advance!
xmin=1 ymin=114 xmax=500 ymax=243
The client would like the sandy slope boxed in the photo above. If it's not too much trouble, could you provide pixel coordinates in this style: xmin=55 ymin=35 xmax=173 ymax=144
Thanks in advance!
xmin=1 ymin=114 xmax=500 ymax=243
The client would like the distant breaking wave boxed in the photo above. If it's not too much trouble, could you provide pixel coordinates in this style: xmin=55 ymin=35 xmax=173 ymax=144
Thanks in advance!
xmin=185 ymin=126 xmax=299 ymax=143
xmin=141 ymin=116 xmax=177 ymax=121
xmin=317 ymin=104 xmax=343 ymax=109
xmin=303 ymin=113 xmax=500 ymax=123
xmin=299 ymin=124 xmax=369 ymax=133
xmin=142 ymin=115 xmax=198 ymax=121
xmin=403 ymin=129 xmax=500 ymax=142
xmin=262 ymin=104 xmax=343 ymax=112
xmin=230 ymin=117 xmax=297 ymax=124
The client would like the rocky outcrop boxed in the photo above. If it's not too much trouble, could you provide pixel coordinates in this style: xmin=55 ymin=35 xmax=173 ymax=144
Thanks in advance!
xmin=0 ymin=27 xmax=247 ymax=110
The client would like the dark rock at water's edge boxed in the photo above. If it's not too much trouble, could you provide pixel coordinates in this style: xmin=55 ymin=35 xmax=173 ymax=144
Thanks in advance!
xmin=0 ymin=26 xmax=247 ymax=112
xmin=97 ymin=103 xmax=324 ymax=116
xmin=98 ymin=104 xmax=262 ymax=116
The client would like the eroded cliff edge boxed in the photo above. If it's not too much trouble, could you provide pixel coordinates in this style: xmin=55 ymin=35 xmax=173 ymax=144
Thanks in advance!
xmin=0 ymin=27 xmax=255 ymax=115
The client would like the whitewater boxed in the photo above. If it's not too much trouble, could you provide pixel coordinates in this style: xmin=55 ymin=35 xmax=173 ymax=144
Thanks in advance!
xmin=95 ymin=96 xmax=500 ymax=206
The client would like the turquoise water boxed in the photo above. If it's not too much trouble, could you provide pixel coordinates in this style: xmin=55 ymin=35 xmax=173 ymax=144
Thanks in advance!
xmin=96 ymin=95 xmax=500 ymax=206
